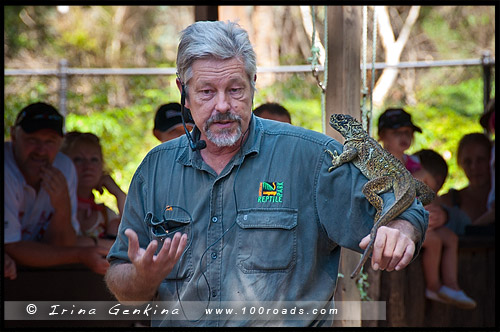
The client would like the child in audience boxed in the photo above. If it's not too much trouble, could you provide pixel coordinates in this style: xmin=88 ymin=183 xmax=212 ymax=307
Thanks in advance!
xmin=377 ymin=108 xmax=426 ymax=179
xmin=413 ymin=149 xmax=476 ymax=309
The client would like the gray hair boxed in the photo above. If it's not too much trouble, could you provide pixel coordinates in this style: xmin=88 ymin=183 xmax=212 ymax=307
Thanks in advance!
xmin=176 ymin=20 xmax=257 ymax=93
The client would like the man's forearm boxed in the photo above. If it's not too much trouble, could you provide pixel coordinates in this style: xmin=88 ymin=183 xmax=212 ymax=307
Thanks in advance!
xmin=105 ymin=263 xmax=158 ymax=303
xmin=45 ymin=200 xmax=77 ymax=246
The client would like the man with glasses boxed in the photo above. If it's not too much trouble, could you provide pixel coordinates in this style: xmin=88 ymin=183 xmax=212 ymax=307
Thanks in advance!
xmin=4 ymin=102 xmax=109 ymax=277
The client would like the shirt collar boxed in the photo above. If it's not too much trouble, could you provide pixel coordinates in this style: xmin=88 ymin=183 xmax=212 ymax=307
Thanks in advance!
xmin=177 ymin=113 xmax=262 ymax=168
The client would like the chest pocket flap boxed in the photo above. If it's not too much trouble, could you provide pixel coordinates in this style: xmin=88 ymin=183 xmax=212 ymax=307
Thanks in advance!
xmin=236 ymin=208 xmax=298 ymax=273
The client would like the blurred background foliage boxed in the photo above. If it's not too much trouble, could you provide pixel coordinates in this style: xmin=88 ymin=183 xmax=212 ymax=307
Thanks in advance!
xmin=4 ymin=6 xmax=495 ymax=211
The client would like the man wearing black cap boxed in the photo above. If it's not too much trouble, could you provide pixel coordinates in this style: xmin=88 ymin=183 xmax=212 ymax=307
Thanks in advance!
xmin=4 ymin=102 xmax=109 ymax=278
xmin=377 ymin=108 xmax=424 ymax=174
xmin=153 ymin=102 xmax=194 ymax=143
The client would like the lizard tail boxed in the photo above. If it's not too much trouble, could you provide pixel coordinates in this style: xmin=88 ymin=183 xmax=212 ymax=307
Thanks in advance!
xmin=350 ymin=185 xmax=415 ymax=279
xmin=351 ymin=238 xmax=374 ymax=279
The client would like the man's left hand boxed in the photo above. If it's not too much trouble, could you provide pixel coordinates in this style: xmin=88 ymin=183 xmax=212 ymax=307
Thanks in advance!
xmin=359 ymin=219 xmax=418 ymax=272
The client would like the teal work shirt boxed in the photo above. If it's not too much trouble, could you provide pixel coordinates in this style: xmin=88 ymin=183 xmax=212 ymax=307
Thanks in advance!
xmin=107 ymin=115 xmax=428 ymax=327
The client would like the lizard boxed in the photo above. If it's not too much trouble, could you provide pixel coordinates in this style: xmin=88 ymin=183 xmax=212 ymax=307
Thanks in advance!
xmin=325 ymin=113 xmax=435 ymax=279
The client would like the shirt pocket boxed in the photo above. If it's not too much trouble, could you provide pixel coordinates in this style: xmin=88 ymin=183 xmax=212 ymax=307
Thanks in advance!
xmin=236 ymin=208 xmax=298 ymax=273
xmin=146 ymin=213 xmax=193 ymax=281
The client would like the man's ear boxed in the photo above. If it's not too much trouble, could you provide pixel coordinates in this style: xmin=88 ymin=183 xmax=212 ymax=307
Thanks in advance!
xmin=175 ymin=78 xmax=183 ymax=93
xmin=10 ymin=126 xmax=17 ymax=143
xmin=176 ymin=78 xmax=190 ymax=109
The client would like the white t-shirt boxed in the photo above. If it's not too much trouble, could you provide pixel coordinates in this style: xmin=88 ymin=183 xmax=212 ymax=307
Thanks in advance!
xmin=4 ymin=141 xmax=80 ymax=243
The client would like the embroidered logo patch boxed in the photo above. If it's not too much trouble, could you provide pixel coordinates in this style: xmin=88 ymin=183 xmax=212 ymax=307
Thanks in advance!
xmin=258 ymin=182 xmax=283 ymax=203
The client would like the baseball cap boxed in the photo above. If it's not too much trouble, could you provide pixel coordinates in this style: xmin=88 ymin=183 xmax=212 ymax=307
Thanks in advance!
xmin=154 ymin=103 xmax=193 ymax=132
xmin=378 ymin=108 xmax=422 ymax=133
xmin=14 ymin=102 xmax=64 ymax=136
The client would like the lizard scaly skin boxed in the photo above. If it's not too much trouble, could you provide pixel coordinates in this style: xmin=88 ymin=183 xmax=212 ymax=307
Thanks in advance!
xmin=326 ymin=114 xmax=434 ymax=279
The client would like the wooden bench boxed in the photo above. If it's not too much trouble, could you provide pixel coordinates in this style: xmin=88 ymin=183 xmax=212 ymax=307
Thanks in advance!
xmin=3 ymin=264 xmax=137 ymax=328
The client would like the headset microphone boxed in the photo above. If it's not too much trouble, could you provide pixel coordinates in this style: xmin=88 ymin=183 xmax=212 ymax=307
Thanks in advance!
xmin=180 ymin=84 xmax=206 ymax=151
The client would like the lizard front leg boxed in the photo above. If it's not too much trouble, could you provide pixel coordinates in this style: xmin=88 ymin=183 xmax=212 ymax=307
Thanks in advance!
xmin=361 ymin=176 xmax=393 ymax=223
xmin=325 ymin=147 xmax=358 ymax=172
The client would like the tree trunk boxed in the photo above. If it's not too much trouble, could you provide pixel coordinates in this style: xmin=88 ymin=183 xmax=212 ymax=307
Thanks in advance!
xmin=299 ymin=6 xmax=325 ymax=66
xmin=372 ymin=6 xmax=420 ymax=107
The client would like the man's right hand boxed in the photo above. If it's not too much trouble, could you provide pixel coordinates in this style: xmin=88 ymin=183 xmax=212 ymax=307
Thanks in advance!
xmin=104 ymin=229 xmax=188 ymax=302
xmin=125 ymin=228 xmax=188 ymax=286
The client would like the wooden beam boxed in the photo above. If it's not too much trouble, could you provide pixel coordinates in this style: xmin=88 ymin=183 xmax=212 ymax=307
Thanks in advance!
xmin=195 ymin=6 xmax=219 ymax=22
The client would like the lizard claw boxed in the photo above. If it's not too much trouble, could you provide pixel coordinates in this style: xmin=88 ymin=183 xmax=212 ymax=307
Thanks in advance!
xmin=325 ymin=149 xmax=338 ymax=158
xmin=325 ymin=149 xmax=340 ymax=172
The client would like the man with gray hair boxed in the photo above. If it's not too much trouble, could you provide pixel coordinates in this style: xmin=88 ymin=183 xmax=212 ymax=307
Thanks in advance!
xmin=105 ymin=20 xmax=428 ymax=327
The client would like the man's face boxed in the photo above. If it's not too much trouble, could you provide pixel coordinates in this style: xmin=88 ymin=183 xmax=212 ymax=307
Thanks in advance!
xmin=10 ymin=127 xmax=62 ymax=186
xmin=183 ymin=57 xmax=254 ymax=148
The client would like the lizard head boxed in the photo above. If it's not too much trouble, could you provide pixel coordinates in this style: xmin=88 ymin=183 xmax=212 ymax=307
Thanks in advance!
xmin=329 ymin=114 xmax=365 ymax=138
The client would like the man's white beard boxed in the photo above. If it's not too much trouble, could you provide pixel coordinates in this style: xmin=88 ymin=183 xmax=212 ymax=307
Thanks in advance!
xmin=204 ymin=112 xmax=243 ymax=147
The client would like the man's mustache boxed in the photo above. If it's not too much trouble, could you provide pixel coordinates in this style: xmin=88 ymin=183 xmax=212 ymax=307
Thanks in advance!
xmin=205 ymin=112 xmax=242 ymax=129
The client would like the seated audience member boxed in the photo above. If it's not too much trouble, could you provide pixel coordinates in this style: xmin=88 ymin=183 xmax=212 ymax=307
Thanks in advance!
xmin=474 ymin=98 xmax=495 ymax=225
xmin=61 ymin=132 xmax=126 ymax=250
xmin=253 ymin=102 xmax=292 ymax=124
xmin=153 ymin=102 xmax=194 ymax=143
xmin=4 ymin=102 xmax=109 ymax=276
xmin=377 ymin=108 xmax=425 ymax=178
xmin=440 ymin=133 xmax=492 ymax=230
xmin=413 ymin=149 xmax=476 ymax=309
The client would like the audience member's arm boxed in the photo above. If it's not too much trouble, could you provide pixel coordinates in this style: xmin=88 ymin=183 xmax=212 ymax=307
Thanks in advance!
xmin=99 ymin=174 xmax=127 ymax=217
xmin=40 ymin=165 xmax=77 ymax=246
xmin=472 ymin=205 xmax=495 ymax=226
xmin=5 ymin=241 xmax=109 ymax=275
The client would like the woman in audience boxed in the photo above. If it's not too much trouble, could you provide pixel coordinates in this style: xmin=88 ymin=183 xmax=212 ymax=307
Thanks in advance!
xmin=61 ymin=132 xmax=126 ymax=249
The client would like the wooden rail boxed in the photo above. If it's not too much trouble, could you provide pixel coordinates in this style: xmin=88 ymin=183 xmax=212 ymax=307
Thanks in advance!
xmin=363 ymin=232 xmax=495 ymax=328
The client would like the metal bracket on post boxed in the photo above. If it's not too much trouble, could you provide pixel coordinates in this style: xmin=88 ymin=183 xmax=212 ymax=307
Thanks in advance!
xmin=58 ymin=59 xmax=68 ymax=128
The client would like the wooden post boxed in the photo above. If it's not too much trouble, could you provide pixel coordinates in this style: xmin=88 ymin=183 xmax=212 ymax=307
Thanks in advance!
xmin=324 ymin=6 xmax=363 ymax=328
xmin=324 ymin=6 xmax=362 ymax=142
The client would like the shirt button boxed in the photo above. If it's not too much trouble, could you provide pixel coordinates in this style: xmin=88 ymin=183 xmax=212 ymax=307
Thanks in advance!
xmin=212 ymin=216 xmax=218 ymax=223
xmin=212 ymin=290 xmax=217 ymax=297
xmin=211 ymin=252 xmax=217 ymax=259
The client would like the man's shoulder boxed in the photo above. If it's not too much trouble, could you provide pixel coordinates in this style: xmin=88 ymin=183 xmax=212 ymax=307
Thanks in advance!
xmin=258 ymin=117 xmax=339 ymax=148
xmin=4 ymin=141 xmax=24 ymax=186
